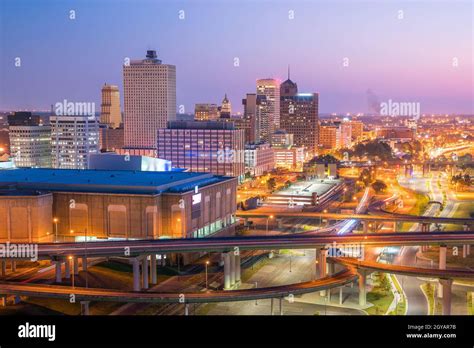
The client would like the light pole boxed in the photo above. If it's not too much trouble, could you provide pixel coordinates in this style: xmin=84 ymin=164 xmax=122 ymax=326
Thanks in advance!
xmin=84 ymin=227 xmax=88 ymax=288
xmin=69 ymin=256 xmax=75 ymax=289
xmin=205 ymin=261 xmax=209 ymax=290
xmin=53 ymin=218 xmax=59 ymax=243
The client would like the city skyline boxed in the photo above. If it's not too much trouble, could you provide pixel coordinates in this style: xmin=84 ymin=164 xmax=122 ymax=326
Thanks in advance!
xmin=0 ymin=0 xmax=472 ymax=114
xmin=0 ymin=0 xmax=473 ymax=336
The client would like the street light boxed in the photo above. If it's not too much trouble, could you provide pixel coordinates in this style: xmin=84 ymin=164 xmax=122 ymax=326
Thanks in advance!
xmin=53 ymin=218 xmax=59 ymax=243
xmin=205 ymin=260 xmax=209 ymax=290
xmin=266 ymin=215 xmax=274 ymax=235
xmin=319 ymin=209 xmax=328 ymax=226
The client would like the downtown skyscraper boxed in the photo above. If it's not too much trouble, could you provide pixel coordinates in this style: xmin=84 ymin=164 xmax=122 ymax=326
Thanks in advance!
xmin=256 ymin=78 xmax=280 ymax=142
xmin=123 ymin=50 xmax=176 ymax=151
xmin=100 ymin=84 xmax=122 ymax=129
xmin=279 ymin=74 xmax=319 ymax=156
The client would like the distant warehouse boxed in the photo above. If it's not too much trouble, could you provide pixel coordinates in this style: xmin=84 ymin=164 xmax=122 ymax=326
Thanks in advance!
xmin=0 ymin=168 xmax=238 ymax=244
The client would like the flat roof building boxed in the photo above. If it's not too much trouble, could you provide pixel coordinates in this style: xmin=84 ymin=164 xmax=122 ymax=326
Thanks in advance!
xmin=0 ymin=168 xmax=238 ymax=243
xmin=157 ymin=121 xmax=245 ymax=178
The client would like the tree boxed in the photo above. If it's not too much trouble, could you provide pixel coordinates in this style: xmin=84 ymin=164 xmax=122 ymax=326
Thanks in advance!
xmin=353 ymin=140 xmax=393 ymax=161
xmin=308 ymin=154 xmax=339 ymax=164
xmin=371 ymin=180 xmax=387 ymax=193
xmin=267 ymin=177 xmax=277 ymax=191
xmin=358 ymin=168 xmax=373 ymax=187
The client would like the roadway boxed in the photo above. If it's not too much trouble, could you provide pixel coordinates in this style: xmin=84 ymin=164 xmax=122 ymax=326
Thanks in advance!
xmin=332 ymin=258 xmax=474 ymax=280
xmin=236 ymin=210 xmax=472 ymax=225
xmin=0 ymin=268 xmax=357 ymax=304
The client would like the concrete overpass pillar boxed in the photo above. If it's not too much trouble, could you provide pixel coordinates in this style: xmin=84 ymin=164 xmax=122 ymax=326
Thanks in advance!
xmin=80 ymin=301 xmax=90 ymax=315
xmin=319 ymin=248 xmax=328 ymax=296
xmin=73 ymin=257 xmax=79 ymax=275
xmin=150 ymin=255 xmax=157 ymax=285
xmin=463 ymin=245 xmax=467 ymax=258
xmin=328 ymin=262 xmax=335 ymax=276
xmin=437 ymin=246 xmax=447 ymax=299
xmin=314 ymin=248 xmax=320 ymax=279
xmin=0 ymin=295 xmax=6 ymax=307
xmin=339 ymin=287 xmax=343 ymax=305
xmin=132 ymin=258 xmax=140 ymax=292
xmin=223 ymin=252 xmax=231 ymax=290
xmin=235 ymin=253 xmax=241 ymax=285
xmin=11 ymin=260 xmax=16 ymax=272
xmin=439 ymin=245 xmax=447 ymax=270
xmin=277 ymin=219 xmax=283 ymax=229
xmin=230 ymin=252 xmax=236 ymax=287
xmin=64 ymin=259 xmax=71 ymax=279
xmin=279 ymin=297 xmax=283 ymax=315
xmin=142 ymin=257 xmax=149 ymax=289
xmin=54 ymin=261 xmax=62 ymax=283
xmin=1 ymin=260 xmax=6 ymax=276
xmin=82 ymin=257 xmax=87 ymax=272
xmin=467 ymin=245 xmax=471 ymax=256
xmin=358 ymin=270 xmax=367 ymax=307
xmin=184 ymin=303 xmax=189 ymax=316
xmin=319 ymin=248 xmax=327 ymax=278
xmin=440 ymin=279 xmax=453 ymax=315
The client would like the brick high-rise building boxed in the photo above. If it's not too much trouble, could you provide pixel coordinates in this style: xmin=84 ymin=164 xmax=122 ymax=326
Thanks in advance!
xmin=123 ymin=50 xmax=176 ymax=150
xmin=100 ymin=84 xmax=122 ymax=128
xmin=194 ymin=103 xmax=219 ymax=121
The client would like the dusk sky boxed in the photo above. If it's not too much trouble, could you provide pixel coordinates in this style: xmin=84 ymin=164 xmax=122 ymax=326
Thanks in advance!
xmin=0 ymin=0 xmax=472 ymax=114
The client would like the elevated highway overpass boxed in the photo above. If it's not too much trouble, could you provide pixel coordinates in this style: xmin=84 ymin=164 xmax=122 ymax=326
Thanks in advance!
xmin=7 ymin=231 xmax=474 ymax=260
xmin=237 ymin=211 xmax=473 ymax=226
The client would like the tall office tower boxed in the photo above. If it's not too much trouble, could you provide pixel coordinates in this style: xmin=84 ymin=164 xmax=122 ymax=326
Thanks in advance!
xmin=195 ymin=103 xmax=219 ymax=121
xmin=350 ymin=120 xmax=364 ymax=142
xmin=336 ymin=120 xmax=352 ymax=148
xmin=99 ymin=126 xmax=124 ymax=152
xmin=280 ymin=67 xmax=298 ymax=97
xmin=157 ymin=121 xmax=245 ymax=177
xmin=256 ymin=78 xmax=280 ymax=136
xmin=8 ymin=112 xmax=51 ymax=168
xmin=242 ymin=93 xmax=269 ymax=143
xmin=123 ymin=50 xmax=176 ymax=150
xmin=279 ymin=75 xmax=319 ymax=156
xmin=319 ymin=125 xmax=339 ymax=149
xmin=51 ymin=115 xmax=99 ymax=169
xmin=219 ymin=94 xmax=232 ymax=118
xmin=100 ymin=84 xmax=122 ymax=128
